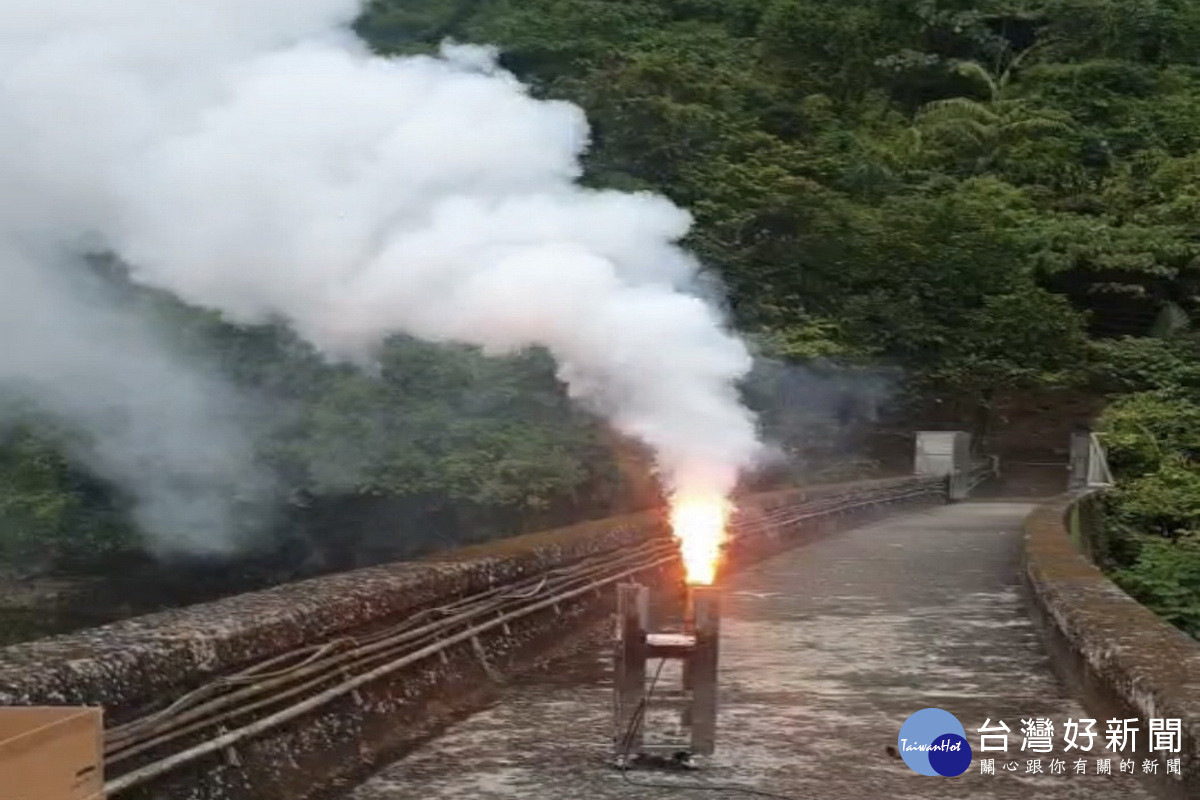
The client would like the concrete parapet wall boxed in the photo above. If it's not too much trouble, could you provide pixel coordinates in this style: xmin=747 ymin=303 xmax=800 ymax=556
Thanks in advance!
xmin=0 ymin=518 xmax=659 ymax=717
xmin=737 ymin=473 xmax=927 ymax=512
xmin=1024 ymin=493 xmax=1200 ymax=793
xmin=0 ymin=475 xmax=925 ymax=717
xmin=725 ymin=475 xmax=947 ymax=575
xmin=0 ymin=474 xmax=945 ymax=800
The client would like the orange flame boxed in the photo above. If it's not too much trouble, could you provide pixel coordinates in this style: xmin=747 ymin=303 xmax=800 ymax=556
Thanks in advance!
xmin=669 ymin=495 xmax=730 ymax=585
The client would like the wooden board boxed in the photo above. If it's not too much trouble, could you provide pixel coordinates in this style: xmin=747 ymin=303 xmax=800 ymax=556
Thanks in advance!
xmin=0 ymin=707 xmax=103 ymax=800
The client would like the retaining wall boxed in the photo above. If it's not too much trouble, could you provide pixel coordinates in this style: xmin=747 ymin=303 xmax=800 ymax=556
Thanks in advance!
xmin=1024 ymin=492 xmax=1200 ymax=795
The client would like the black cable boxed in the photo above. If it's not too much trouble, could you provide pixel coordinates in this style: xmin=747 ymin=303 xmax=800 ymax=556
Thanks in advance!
xmin=616 ymin=659 xmax=798 ymax=800
xmin=616 ymin=658 xmax=666 ymax=759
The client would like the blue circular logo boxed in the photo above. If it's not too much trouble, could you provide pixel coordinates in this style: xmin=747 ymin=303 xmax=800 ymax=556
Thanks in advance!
xmin=898 ymin=708 xmax=972 ymax=776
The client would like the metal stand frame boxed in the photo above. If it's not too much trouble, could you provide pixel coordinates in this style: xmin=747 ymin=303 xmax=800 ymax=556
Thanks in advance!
xmin=613 ymin=583 xmax=719 ymax=766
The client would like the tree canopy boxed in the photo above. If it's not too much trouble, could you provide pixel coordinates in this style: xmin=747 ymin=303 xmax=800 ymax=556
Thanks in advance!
xmin=7 ymin=0 xmax=1200 ymax=614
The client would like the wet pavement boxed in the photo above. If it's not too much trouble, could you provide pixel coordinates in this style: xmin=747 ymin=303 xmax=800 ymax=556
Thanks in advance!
xmin=347 ymin=503 xmax=1163 ymax=799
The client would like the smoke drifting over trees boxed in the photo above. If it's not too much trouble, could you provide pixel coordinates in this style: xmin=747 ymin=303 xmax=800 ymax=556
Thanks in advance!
xmin=0 ymin=1 xmax=762 ymax=553
xmin=0 ymin=247 xmax=277 ymax=554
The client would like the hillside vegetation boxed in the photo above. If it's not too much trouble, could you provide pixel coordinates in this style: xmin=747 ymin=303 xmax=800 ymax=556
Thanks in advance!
xmin=357 ymin=0 xmax=1200 ymax=636
xmin=4 ymin=0 xmax=1200 ymax=631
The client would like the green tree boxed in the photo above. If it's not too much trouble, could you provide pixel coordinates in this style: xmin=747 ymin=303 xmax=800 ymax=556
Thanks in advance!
xmin=915 ymin=57 xmax=1076 ymax=177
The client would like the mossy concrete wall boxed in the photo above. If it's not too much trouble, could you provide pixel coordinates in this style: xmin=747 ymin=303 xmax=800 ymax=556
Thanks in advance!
xmin=1024 ymin=493 xmax=1200 ymax=795
xmin=0 ymin=475 xmax=925 ymax=718
xmin=0 ymin=475 xmax=943 ymax=799
xmin=0 ymin=520 xmax=658 ymax=719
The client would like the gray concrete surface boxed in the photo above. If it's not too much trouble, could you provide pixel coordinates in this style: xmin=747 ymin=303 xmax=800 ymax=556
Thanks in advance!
xmin=348 ymin=503 xmax=1164 ymax=799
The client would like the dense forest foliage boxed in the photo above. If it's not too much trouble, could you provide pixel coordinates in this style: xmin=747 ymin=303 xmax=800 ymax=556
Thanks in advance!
xmin=1095 ymin=335 xmax=1200 ymax=636
xmin=355 ymin=0 xmax=1200 ymax=636
xmin=4 ymin=0 xmax=1200 ymax=632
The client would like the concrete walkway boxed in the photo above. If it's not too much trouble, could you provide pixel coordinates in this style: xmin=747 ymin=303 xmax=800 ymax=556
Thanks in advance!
xmin=348 ymin=503 xmax=1161 ymax=800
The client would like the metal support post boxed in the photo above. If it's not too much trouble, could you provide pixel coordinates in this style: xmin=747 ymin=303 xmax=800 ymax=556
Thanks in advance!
xmin=689 ymin=586 xmax=720 ymax=756
xmin=681 ymin=589 xmax=695 ymax=691
xmin=614 ymin=583 xmax=649 ymax=759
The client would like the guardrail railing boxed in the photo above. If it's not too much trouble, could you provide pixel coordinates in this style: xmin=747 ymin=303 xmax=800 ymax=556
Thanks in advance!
xmin=965 ymin=456 xmax=1000 ymax=494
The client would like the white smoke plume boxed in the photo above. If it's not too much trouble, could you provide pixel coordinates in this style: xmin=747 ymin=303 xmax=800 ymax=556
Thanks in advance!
xmin=0 ymin=245 xmax=274 ymax=554
xmin=1 ymin=1 xmax=762 ymax=531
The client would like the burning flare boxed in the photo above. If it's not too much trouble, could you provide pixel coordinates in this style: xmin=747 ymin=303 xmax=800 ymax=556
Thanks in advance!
xmin=670 ymin=495 xmax=731 ymax=585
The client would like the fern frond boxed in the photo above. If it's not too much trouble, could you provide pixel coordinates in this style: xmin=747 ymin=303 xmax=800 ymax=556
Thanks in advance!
xmin=1152 ymin=302 xmax=1192 ymax=338
xmin=951 ymin=60 xmax=1000 ymax=99
xmin=918 ymin=97 xmax=1000 ymax=125
xmin=1003 ymin=117 xmax=1074 ymax=137
xmin=919 ymin=119 xmax=992 ymax=148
